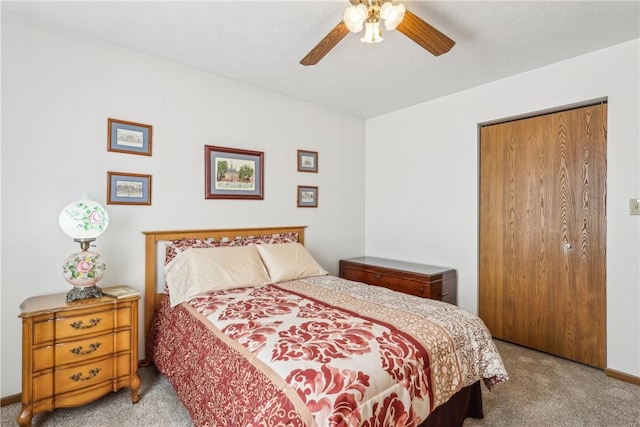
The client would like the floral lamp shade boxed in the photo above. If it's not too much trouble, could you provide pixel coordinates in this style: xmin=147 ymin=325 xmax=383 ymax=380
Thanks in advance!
xmin=59 ymin=199 xmax=109 ymax=241
xmin=59 ymin=196 xmax=110 ymax=302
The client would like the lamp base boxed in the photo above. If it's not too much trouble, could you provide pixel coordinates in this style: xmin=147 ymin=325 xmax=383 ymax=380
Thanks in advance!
xmin=66 ymin=285 xmax=103 ymax=302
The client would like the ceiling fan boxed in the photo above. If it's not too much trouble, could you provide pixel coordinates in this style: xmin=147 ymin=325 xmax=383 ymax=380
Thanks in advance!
xmin=300 ymin=0 xmax=455 ymax=66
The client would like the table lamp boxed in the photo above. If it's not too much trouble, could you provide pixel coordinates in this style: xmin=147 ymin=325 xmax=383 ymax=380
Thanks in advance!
xmin=58 ymin=194 xmax=110 ymax=302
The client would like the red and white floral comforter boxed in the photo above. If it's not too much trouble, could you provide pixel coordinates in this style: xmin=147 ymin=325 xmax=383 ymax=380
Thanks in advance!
xmin=150 ymin=275 xmax=507 ymax=426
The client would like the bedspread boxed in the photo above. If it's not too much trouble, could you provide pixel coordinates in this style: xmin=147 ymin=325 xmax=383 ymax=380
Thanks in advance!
xmin=150 ymin=275 xmax=507 ymax=427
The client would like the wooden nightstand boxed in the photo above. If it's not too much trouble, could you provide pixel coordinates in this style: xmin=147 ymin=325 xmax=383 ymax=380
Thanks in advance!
xmin=17 ymin=292 xmax=141 ymax=427
xmin=339 ymin=257 xmax=457 ymax=305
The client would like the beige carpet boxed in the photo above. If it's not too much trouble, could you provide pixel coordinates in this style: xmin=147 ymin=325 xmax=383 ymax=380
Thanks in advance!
xmin=464 ymin=340 xmax=640 ymax=427
xmin=2 ymin=340 xmax=639 ymax=426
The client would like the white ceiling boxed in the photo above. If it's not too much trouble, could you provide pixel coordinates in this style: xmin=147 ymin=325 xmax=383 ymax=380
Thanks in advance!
xmin=3 ymin=1 xmax=639 ymax=118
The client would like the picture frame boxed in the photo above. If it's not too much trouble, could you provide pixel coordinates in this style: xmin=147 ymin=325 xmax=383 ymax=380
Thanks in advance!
xmin=205 ymin=145 xmax=264 ymax=200
xmin=297 ymin=150 xmax=318 ymax=173
xmin=297 ymin=185 xmax=318 ymax=208
xmin=107 ymin=118 xmax=153 ymax=156
xmin=107 ymin=172 xmax=152 ymax=205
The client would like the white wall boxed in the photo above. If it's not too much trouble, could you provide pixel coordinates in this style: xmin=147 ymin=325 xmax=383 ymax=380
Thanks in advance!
xmin=365 ymin=39 xmax=640 ymax=377
xmin=2 ymin=12 xmax=638 ymax=401
xmin=0 ymin=14 xmax=366 ymax=396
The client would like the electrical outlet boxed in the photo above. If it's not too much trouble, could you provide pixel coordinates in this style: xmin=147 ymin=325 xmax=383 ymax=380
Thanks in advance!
xmin=630 ymin=199 xmax=640 ymax=215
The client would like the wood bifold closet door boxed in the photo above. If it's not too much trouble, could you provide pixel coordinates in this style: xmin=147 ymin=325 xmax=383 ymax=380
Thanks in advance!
xmin=479 ymin=103 xmax=607 ymax=368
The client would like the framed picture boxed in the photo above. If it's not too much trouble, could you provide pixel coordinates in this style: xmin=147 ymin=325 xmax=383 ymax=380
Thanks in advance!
xmin=297 ymin=186 xmax=318 ymax=208
xmin=205 ymin=145 xmax=264 ymax=200
xmin=297 ymin=150 xmax=318 ymax=173
xmin=107 ymin=172 xmax=152 ymax=205
xmin=107 ymin=118 xmax=153 ymax=156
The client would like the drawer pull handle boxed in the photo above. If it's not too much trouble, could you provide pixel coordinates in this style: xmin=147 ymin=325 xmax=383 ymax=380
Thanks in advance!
xmin=70 ymin=317 xmax=102 ymax=330
xmin=70 ymin=342 xmax=102 ymax=356
xmin=375 ymin=274 xmax=381 ymax=279
xmin=69 ymin=368 xmax=101 ymax=382
xmin=440 ymin=292 xmax=449 ymax=297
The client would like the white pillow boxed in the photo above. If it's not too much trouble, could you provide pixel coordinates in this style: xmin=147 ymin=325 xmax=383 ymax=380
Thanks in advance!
xmin=255 ymin=243 xmax=328 ymax=283
xmin=164 ymin=245 xmax=271 ymax=307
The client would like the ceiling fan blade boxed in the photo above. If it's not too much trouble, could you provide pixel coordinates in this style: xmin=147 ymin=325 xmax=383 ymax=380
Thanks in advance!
xmin=396 ymin=9 xmax=455 ymax=56
xmin=300 ymin=21 xmax=350 ymax=66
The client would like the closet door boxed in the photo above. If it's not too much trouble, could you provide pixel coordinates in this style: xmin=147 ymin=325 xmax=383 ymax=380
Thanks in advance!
xmin=479 ymin=103 xmax=607 ymax=368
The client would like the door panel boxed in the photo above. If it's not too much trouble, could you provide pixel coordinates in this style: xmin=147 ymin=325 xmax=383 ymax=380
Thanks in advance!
xmin=479 ymin=103 xmax=606 ymax=368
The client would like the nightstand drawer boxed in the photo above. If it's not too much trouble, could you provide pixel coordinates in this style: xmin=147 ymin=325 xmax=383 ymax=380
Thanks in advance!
xmin=32 ymin=373 xmax=53 ymax=402
xmin=55 ymin=310 xmax=115 ymax=341
xmin=55 ymin=330 xmax=131 ymax=366
xmin=33 ymin=320 xmax=54 ymax=346
xmin=54 ymin=356 xmax=114 ymax=395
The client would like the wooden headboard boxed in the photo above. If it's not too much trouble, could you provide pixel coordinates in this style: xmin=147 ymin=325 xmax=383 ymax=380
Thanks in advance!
xmin=141 ymin=226 xmax=306 ymax=362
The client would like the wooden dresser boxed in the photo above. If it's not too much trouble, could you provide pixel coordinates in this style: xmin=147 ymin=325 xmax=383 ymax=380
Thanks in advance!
xmin=18 ymin=292 xmax=141 ymax=427
xmin=339 ymin=257 xmax=457 ymax=305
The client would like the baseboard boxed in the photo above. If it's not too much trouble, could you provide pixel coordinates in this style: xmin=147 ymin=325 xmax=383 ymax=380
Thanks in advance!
xmin=1 ymin=393 xmax=21 ymax=407
xmin=605 ymin=368 xmax=640 ymax=386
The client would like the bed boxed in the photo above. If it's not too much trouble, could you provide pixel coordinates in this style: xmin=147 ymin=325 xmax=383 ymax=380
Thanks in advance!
xmin=142 ymin=226 xmax=507 ymax=426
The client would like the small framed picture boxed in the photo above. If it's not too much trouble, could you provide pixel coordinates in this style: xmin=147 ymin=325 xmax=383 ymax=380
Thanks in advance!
xmin=205 ymin=145 xmax=264 ymax=200
xmin=107 ymin=118 xmax=153 ymax=156
xmin=297 ymin=150 xmax=318 ymax=173
xmin=297 ymin=186 xmax=318 ymax=208
xmin=107 ymin=172 xmax=152 ymax=205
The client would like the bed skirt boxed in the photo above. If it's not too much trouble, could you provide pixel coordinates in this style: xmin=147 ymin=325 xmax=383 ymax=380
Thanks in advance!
xmin=420 ymin=380 xmax=483 ymax=427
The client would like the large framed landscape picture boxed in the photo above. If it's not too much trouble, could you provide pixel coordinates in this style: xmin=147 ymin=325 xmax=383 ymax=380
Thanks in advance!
xmin=205 ymin=145 xmax=264 ymax=200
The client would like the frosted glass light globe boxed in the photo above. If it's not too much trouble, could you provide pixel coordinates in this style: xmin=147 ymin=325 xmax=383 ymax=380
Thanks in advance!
xmin=59 ymin=198 xmax=109 ymax=240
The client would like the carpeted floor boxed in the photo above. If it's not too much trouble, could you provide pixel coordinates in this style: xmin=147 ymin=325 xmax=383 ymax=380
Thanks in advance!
xmin=2 ymin=339 xmax=639 ymax=426
xmin=463 ymin=340 xmax=640 ymax=427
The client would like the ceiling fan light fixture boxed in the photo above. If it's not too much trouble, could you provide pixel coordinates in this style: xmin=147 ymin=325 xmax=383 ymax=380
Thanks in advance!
xmin=380 ymin=2 xmax=406 ymax=30
xmin=361 ymin=20 xmax=383 ymax=43
xmin=299 ymin=0 xmax=455 ymax=66
xmin=343 ymin=4 xmax=368 ymax=33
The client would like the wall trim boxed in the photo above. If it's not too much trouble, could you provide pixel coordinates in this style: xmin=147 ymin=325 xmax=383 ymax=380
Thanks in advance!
xmin=477 ymin=97 xmax=608 ymax=128
xmin=605 ymin=368 xmax=640 ymax=386
xmin=1 ymin=393 xmax=21 ymax=407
